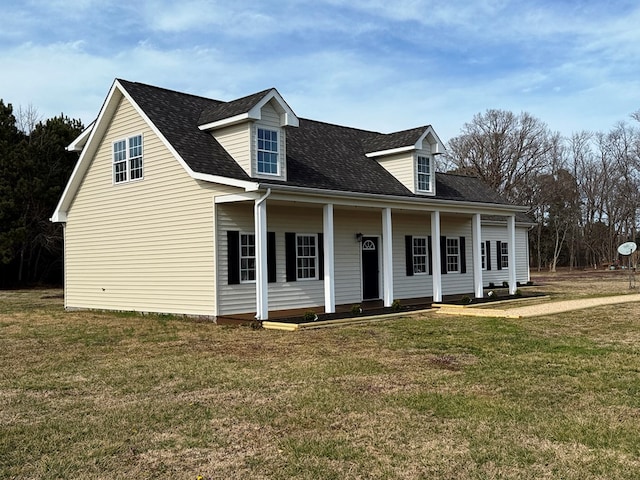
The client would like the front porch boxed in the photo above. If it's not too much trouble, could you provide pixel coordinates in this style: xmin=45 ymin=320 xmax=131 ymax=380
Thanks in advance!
xmin=216 ymin=296 xmax=434 ymax=326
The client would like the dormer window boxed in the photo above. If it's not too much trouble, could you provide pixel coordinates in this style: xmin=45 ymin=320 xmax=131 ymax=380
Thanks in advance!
xmin=257 ymin=128 xmax=279 ymax=175
xmin=416 ymin=155 xmax=432 ymax=193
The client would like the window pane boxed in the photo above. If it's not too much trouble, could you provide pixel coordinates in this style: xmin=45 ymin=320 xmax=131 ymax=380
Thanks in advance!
xmin=240 ymin=234 xmax=256 ymax=282
xmin=417 ymin=155 xmax=431 ymax=192
xmin=446 ymin=238 xmax=459 ymax=272
xmin=257 ymin=128 xmax=278 ymax=174
xmin=296 ymin=234 xmax=317 ymax=279
xmin=413 ymin=237 xmax=427 ymax=274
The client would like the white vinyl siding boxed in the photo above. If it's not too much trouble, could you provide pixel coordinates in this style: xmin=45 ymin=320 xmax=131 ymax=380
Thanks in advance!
xmin=217 ymin=207 xmax=531 ymax=316
xmin=392 ymin=212 xmax=432 ymax=299
xmin=64 ymin=95 xmax=238 ymax=317
xmin=481 ymin=224 xmax=531 ymax=287
xmin=217 ymin=203 xmax=325 ymax=316
xmin=376 ymin=152 xmax=414 ymax=192
xmin=211 ymin=123 xmax=252 ymax=177
xmin=376 ymin=149 xmax=435 ymax=195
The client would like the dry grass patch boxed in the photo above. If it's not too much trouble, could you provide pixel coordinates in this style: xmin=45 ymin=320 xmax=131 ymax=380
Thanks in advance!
xmin=1 ymin=279 xmax=640 ymax=479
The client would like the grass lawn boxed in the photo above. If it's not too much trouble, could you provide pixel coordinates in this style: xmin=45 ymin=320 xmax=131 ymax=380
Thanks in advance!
xmin=1 ymin=273 xmax=640 ymax=479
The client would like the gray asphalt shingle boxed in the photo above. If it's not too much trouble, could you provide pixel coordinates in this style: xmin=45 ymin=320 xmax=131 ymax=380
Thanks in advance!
xmin=119 ymin=79 xmax=515 ymax=207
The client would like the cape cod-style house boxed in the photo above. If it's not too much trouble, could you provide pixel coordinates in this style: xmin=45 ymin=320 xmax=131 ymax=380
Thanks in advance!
xmin=51 ymin=79 xmax=532 ymax=320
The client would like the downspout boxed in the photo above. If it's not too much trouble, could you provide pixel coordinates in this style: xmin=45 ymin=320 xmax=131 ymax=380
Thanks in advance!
xmin=254 ymin=188 xmax=271 ymax=320
xmin=256 ymin=188 xmax=272 ymax=208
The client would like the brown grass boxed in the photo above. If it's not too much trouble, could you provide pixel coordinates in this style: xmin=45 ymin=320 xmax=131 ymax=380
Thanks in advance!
xmin=1 ymin=270 xmax=640 ymax=479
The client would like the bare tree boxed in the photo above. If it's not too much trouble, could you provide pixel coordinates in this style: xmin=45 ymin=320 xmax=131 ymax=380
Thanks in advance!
xmin=15 ymin=104 xmax=41 ymax=136
xmin=444 ymin=109 xmax=556 ymax=204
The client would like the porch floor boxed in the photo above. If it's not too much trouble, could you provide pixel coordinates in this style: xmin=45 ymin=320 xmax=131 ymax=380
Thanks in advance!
xmin=216 ymin=296 xmax=435 ymax=326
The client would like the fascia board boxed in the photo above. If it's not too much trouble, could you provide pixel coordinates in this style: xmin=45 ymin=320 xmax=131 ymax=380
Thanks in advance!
xmin=66 ymin=121 xmax=95 ymax=152
xmin=214 ymin=192 xmax=261 ymax=204
xmin=249 ymin=89 xmax=299 ymax=127
xmin=258 ymin=183 xmax=529 ymax=215
xmin=417 ymin=126 xmax=446 ymax=154
xmin=191 ymin=172 xmax=259 ymax=190
xmin=198 ymin=112 xmax=252 ymax=131
xmin=51 ymin=81 xmax=123 ymax=222
xmin=365 ymin=145 xmax=415 ymax=158
xmin=198 ymin=89 xmax=300 ymax=131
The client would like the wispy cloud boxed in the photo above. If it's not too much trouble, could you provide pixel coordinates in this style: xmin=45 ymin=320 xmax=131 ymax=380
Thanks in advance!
xmin=1 ymin=0 xmax=639 ymax=141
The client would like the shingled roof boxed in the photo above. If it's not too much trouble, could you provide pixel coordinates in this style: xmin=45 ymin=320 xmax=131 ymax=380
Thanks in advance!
xmin=119 ymin=79 xmax=514 ymax=206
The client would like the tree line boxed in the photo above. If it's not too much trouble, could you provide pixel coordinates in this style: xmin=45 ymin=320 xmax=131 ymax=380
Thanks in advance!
xmin=0 ymin=100 xmax=83 ymax=288
xmin=442 ymin=109 xmax=640 ymax=271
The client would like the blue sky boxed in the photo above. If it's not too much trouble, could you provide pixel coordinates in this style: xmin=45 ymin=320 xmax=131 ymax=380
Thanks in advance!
xmin=2 ymin=0 xmax=640 ymax=142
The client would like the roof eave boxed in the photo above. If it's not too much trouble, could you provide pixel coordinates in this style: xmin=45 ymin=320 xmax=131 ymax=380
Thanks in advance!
xmin=256 ymin=182 xmax=529 ymax=215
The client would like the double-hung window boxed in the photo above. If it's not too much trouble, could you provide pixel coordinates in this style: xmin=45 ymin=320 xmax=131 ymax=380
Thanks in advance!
xmin=446 ymin=237 xmax=460 ymax=273
xmin=296 ymin=234 xmax=317 ymax=280
xmin=113 ymin=134 xmax=143 ymax=184
xmin=416 ymin=155 xmax=432 ymax=193
xmin=501 ymin=242 xmax=509 ymax=268
xmin=413 ymin=237 xmax=428 ymax=274
xmin=257 ymin=128 xmax=279 ymax=175
xmin=240 ymin=233 xmax=256 ymax=283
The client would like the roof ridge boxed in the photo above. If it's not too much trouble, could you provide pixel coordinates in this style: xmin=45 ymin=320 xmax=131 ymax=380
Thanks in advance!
xmin=438 ymin=171 xmax=480 ymax=179
xmin=220 ymin=87 xmax=273 ymax=105
xmin=298 ymin=117 xmax=382 ymax=136
xmin=116 ymin=78 xmax=225 ymax=104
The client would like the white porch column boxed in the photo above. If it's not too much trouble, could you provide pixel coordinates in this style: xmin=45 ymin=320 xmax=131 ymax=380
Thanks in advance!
xmin=323 ymin=204 xmax=336 ymax=313
xmin=382 ymin=207 xmax=394 ymax=307
xmin=431 ymin=210 xmax=442 ymax=302
xmin=254 ymin=196 xmax=269 ymax=320
xmin=507 ymin=214 xmax=517 ymax=295
xmin=472 ymin=213 xmax=484 ymax=298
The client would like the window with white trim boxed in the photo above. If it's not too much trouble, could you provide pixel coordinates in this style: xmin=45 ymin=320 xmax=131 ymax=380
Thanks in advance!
xmin=296 ymin=234 xmax=317 ymax=280
xmin=113 ymin=134 xmax=143 ymax=184
xmin=413 ymin=237 xmax=428 ymax=274
xmin=501 ymin=242 xmax=509 ymax=268
xmin=481 ymin=242 xmax=486 ymax=270
xmin=257 ymin=128 xmax=279 ymax=175
xmin=416 ymin=155 xmax=432 ymax=192
xmin=446 ymin=237 xmax=460 ymax=273
xmin=240 ymin=233 xmax=256 ymax=283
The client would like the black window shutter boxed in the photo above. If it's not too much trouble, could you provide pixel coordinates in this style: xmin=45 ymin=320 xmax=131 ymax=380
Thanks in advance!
xmin=440 ymin=236 xmax=448 ymax=274
xmin=496 ymin=241 xmax=502 ymax=270
xmin=428 ymin=236 xmax=433 ymax=275
xmin=285 ymin=232 xmax=297 ymax=281
xmin=227 ymin=230 xmax=240 ymax=285
xmin=317 ymin=233 xmax=324 ymax=279
xmin=486 ymin=240 xmax=492 ymax=271
xmin=267 ymin=232 xmax=276 ymax=283
xmin=405 ymin=236 xmax=414 ymax=276
xmin=460 ymin=236 xmax=466 ymax=274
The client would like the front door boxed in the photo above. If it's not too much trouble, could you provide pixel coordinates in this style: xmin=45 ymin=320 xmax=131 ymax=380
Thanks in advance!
xmin=361 ymin=237 xmax=380 ymax=300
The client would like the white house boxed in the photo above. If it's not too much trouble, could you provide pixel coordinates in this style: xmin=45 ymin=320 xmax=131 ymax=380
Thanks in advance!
xmin=51 ymin=79 xmax=532 ymax=321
